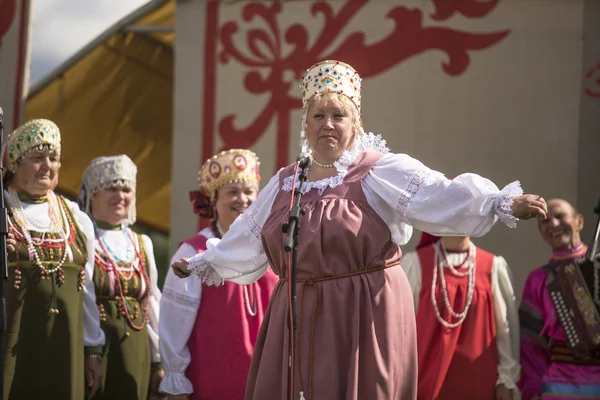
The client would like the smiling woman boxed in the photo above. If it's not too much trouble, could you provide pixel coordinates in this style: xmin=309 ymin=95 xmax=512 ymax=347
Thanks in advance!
xmin=159 ymin=149 xmax=278 ymax=400
xmin=78 ymin=155 xmax=163 ymax=400
xmin=2 ymin=119 xmax=105 ymax=400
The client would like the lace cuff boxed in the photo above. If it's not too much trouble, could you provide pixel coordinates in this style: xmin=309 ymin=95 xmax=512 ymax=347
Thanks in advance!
xmin=188 ymin=255 xmax=224 ymax=287
xmin=159 ymin=372 xmax=194 ymax=395
xmin=492 ymin=181 xmax=523 ymax=228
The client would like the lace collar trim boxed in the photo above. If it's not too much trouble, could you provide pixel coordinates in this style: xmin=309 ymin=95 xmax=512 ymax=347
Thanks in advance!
xmin=282 ymin=132 xmax=390 ymax=195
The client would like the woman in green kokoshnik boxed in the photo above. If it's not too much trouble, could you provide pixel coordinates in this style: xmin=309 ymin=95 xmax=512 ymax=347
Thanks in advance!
xmin=3 ymin=118 xmax=105 ymax=400
xmin=78 ymin=155 xmax=163 ymax=399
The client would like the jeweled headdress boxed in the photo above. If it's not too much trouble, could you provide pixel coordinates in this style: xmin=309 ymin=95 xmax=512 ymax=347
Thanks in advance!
xmin=77 ymin=155 xmax=138 ymax=226
xmin=301 ymin=60 xmax=362 ymax=111
xmin=190 ymin=149 xmax=260 ymax=219
xmin=299 ymin=60 xmax=362 ymax=140
xmin=5 ymin=119 xmax=61 ymax=172
xmin=199 ymin=149 xmax=260 ymax=198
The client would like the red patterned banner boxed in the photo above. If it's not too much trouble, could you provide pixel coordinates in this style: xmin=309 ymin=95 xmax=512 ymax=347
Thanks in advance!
xmin=203 ymin=0 xmax=510 ymax=172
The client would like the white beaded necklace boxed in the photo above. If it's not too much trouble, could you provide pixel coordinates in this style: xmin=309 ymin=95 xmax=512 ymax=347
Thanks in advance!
xmin=7 ymin=187 xmax=70 ymax=276
xmin=312 ymin=158 xmax=335 ymax=168
xmin=431 ymin=240 xmax=477 ymax=329
xmin=215 ymin=221 xmax=257 ymax=316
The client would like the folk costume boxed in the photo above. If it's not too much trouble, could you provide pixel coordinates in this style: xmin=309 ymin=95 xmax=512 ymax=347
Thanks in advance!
xmin=160 ymin=150 xmax=278 ymax=399
xmin=3 ymin=119 xmax=105 ymax=400
xmin=184 ymin=60 xmax=526 ymax=400
xmin=78 ymin=155 xmax=162 ymax=399
xmin=519 ymin=243 xmax=600 ymax=399
xmin=402 ymin=233 xmax=520 ymax=399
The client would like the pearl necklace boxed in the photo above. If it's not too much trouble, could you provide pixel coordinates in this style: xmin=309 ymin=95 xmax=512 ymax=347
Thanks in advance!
xmin=431 ymin=241 xmax=477 ymax=328
xmin=312 ymin=158 xmax=335 ymax=168
xmin=8 ymin=188 xmax=63 ymax=232
xmin=7 ymin=188 xmax=70 ymax=276
xmin=215 ymin=221 xmax=257 ymax=316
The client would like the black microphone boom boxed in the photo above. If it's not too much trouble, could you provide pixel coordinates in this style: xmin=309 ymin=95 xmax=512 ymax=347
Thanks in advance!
xmin=283 ymin=151 xmax=311 ymax=400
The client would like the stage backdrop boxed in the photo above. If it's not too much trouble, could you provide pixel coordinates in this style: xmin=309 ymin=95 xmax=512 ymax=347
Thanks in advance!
xmin=171 ymin=0 xmax=600 ymax=301
xmin=0 ymin=0 xmax=32 ymax=133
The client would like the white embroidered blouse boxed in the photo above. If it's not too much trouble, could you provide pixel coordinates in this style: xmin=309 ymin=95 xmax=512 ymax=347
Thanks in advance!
xmin=159 ymin=227 xmax=215 ymax=395
xmin=187 ymin=133 xmax=523 ymax=286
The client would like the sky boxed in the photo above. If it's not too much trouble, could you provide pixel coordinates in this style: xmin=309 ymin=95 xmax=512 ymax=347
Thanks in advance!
xmin=29 ymin=0 xmax=149 ymax=85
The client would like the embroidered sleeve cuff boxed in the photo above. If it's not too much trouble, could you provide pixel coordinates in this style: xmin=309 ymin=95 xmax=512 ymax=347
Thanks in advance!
xmin=188 ymin=257 xmax=224 ymax=287
xmin=159 ymin=372 xmax=194 ymax=395
xmin=493 ymin=181 xmax=523 ymax=228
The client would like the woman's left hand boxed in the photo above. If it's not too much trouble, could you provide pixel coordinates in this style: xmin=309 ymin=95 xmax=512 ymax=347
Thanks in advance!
xmin=511 ymin=194 xmax=547 ymax=220
xmin=150 ymin=369 xmax=164 ymax=395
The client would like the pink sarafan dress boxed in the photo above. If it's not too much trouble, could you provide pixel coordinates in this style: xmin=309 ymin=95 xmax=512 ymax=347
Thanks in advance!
xmin=186 ymin=133 xmax=524 ymax=400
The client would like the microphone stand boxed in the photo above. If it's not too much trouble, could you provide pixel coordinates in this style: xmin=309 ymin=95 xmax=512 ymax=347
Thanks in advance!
xmin=586 ymin=197 xmax=600 ymax=262
xmin=282 ymin=158 xmax=310 ymax=400
xmin=0 ymin=107 xmax=8 ymax=397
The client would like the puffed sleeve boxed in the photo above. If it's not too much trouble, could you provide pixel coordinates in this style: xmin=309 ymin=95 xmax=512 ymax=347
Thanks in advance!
xmin=141 ymin=234 xmax=162 ymax=364
xmin=159 ymin=243 xmax=201 ymax=395
xmin=66 ymin=199 xmax=106 ymax=350
xmin=187 ymin=171 xmax=280 ymax=286
xmin=492 ymin=256 xmax=521 ymax=390
xmin=362 ymin=153 xmax=523 ymax=245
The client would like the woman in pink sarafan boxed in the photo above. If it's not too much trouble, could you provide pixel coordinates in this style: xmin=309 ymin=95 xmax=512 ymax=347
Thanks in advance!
xmin=172 ymin=60 xmax=547 ymax=400
xmin=159 ymin=149 xmax=278 ymax=400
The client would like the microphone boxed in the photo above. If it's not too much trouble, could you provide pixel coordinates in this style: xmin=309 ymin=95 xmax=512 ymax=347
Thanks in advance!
xmin=296 ymin=152 xmax=312 ymax=169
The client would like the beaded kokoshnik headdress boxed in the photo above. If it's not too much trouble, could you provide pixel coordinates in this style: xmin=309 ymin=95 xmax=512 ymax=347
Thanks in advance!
xmin=4 ymin=119 xmax=62 ymax=173
xmin=78 ymin=155 xmax=138 ymax=226
xmin=190 ymin=149 xmax=261 ymax=218
xmin=299 ymin=60 xmax=363 ymax=140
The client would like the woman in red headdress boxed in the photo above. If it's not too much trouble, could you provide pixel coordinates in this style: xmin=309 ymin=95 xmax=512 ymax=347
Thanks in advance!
xmin=402 ymin=232 xmax=520 ymax=400
xmin=158 ymin=150 xmax=278 ymax=400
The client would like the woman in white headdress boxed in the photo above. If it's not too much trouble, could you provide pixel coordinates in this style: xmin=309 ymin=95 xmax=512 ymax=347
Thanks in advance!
xmin=172 ymin=60 xmax=547 ymax=399
xmin=3 ymin=119 xmax=105 ymax=400
xmin=78 ymin=155 xmax=163 ymax=399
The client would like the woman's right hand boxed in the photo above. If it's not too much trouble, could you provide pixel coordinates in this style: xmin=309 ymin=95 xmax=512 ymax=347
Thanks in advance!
xmin=511 ymin=194 xmax=547 ymax=220
xmin=172 ymin=258 xmax=191 ymax=278
xmin=167 ymin=395 xmax=189 ymax=400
